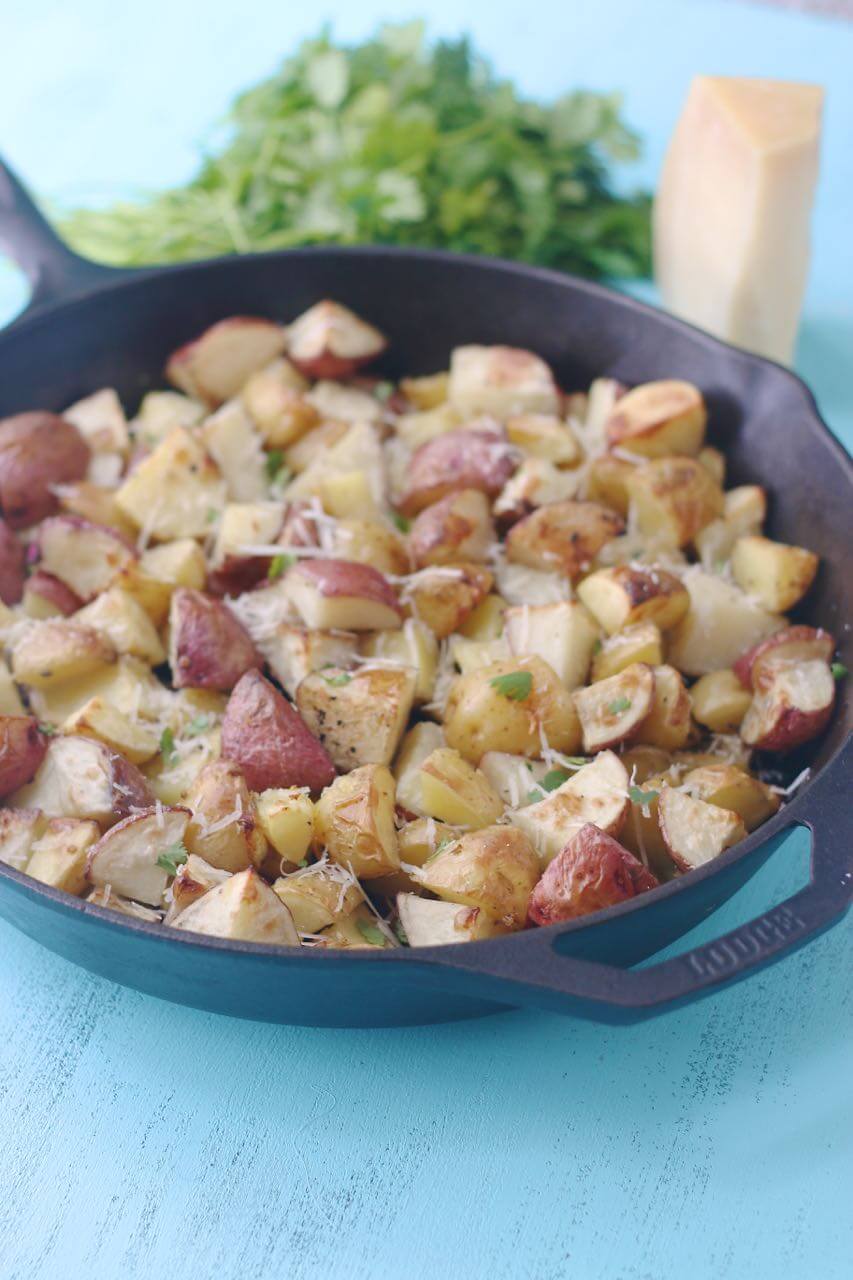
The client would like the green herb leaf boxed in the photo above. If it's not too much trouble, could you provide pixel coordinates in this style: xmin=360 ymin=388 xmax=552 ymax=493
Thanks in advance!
xmin=159 ymin=726 xmax=177 ymax=766
xmin=374 ymin=381 xmax=395 ymax=402
xmin=831 ymin=662 xmax=848 ymax=680
xmin=489 ymin=670 xmax=533 ymax=701
xmin=629 ymin=784 xmax=659 ymax=807
xmin=58 ymin=26 xmax=651 ymax=284
xmin=206 ymin=507 xmax=218 ymax=524
xmin=185 ymin=714 xmax=212 ymax=737
xmin=526 ymin=770 xmax=570 ymax=805
xmin=297 ymin=858 xmax=309 ymax=868
xmin=267 ymin=552 xmax=294 ymax=580
xmin=393 ymin=919 xmax=409 ymax=946
xmin=38 ymin=722 xmax=58 ymax=737
xmin=606 ymin=696 xmax=632 ymax=715
xmin=356 ymin=920 xmax=387 ymax=947
xmin=322 ymin=670 xmax=353 ymax=686
xmin=265 ymin=449 xmax=288 ymax=482
xmin=156 ymin=841 xmax=188 ymax=876
xmin=392 ymin=513 xmax=411 ymax=534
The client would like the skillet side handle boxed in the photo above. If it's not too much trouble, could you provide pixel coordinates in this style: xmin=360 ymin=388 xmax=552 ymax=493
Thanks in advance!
xmin=0 ymin=156 xmax=130 ymax=320
xmin=424 ymin=740 xmax=853 ymax=1021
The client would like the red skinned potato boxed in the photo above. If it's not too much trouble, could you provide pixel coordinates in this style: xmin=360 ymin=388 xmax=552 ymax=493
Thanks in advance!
xmin=10 ymin=734 xmax=153 ymax=824
xmin=286 ymin=558 xmax=402 ymax=631
xmin=0 ymin=518 xmax=25 ymax=604
xmin=166 ymin=316 xmax=286 ymax=405
xmin=284 ymin=300 xmax=386 ymax=380
xmin=0 ymin=716 xmax=48 ymax=797
xmin=22 ymin=571 xmax=82 ymax=618
xmin=221 ymin=668 xmax=335 ymax=793
xmin=734 ymin=625 xmax=835 ymax=692
xmin=37 ymin=515 xmax=137 ymax=602
xmin=399 ymin=426 xmax=518 ymax=516
xmin=740 ymin=659 xmax=835 ymax=752
xmin=0 ymin=412 xmax=90 ymax=529
xmin=528 ymin=823 xmax=658 ymax=925
xmin=169 ymin=588 xmax=260 ymax=691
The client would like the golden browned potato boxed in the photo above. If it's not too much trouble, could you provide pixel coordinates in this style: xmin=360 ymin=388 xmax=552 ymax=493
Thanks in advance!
xmin=528 ymin=823 xmax=658 ymax=925
xmin=38 ymin=514 xmax=137 ymax=602
xmin=254 ymin=788 xmax=315 ymax=869
xmin=75 ymin=587 xmax=166 ymax=665
xmin=26 ymin=817 xmax=101 ymax=895
xmin=165 ymin=854 xmax=231 ymax=920
xmin=115 ymin=427 xmax=226 ymax=541
xmin=0 ymin=412 xmax=90 ymax=529
xmin=572 ymin=663 xmax=656 ymax=753
xmin=448 ymin=345 xmax=560 ymax=419
xmin=506 ymin=500 xmax=624 ymax=578
xmin=504 ymin=601 xmax=600 ymax=691
xmin=166 ymin=316 xmax=287 ymax=404
xmin=399 ymin=371 xmax=449 ymax=411
xmin=63 ymin=696 xmax=160 ymax=764
xmin=506 ymin=413 xmax=580 ymax=465
xmin=393 ymin=721 xmax=446 ymax=816
xmin=272 ymin=861 xmax=363 ymax=934
xmin=285 ymin=301 xmax=386 ymax=380
xmin=414 ymin=825 xmax=539 ymax=928
xmin=585 ymin=454 xmax=634 ymax=516
xmin=730 ymin=535 xmax=819 ymax=612
xmin=296 ymin=665 xmax=416 ymax=771
xmin=11 ymin=621 xmax=116 ymax=688
xmin=399 ymin=426 xmax=518 ymax=515
xmin=681 ymin=764 xmax=779 ymax=831
xmin=360 ymin=619 xmax=438 ymax=704
xmin=313 ymin=764 xmax=400 ymax=880
xmin=734 ymin=625 xmax=835 ymax=692
xmin=658 ymin=788 xmax=746 ymax=873
xmin=0 ymin=716 xmax=48 ymax=797
xmin=402 ymin=563 xmax=494 ymax=638
xmin=605 ymin=380 xmax=706 ymax=458
xmin=184 ymin=761 xmax=268 ymax=873
xmin=0 ymin=808 xmax=47 ymax=872
xmin=443 ymin=657 xmax=582 ymax=763
xmin=242 ymin=359 xmax=319 ymax=447
xmin=457 ymin=593 xmax=507 ymax=640
xmin=284 ymin=420 xmax=350 ymax=473
xmin=591 ymin=622 xmax=663 ymax=682
xmin=634 ymin=665 xmax=692 ymax=750
xmin=87 ymin=805 xmax=190 ymax=904
xmin=418 ymin=747 xmax=504 ymax=829
xmin=221 ymin=669 xmax=335 ymax=793
xmin=509 ymin=750 xmax=629 ymax=866
xmin=689 ymin=670 xmax=753 ymax=733
xmin=409 ymin=489 xmax=495 ymax=568
xmin=698 ymin=446 xmax=725 ymax=486
xmin=626 ymin=456 xmax=723 ymax=548
xmin=170 ymin=867 xmax=300 ymax=945
xmin=334 ymin=519 xmax=411 ymax=576
xmin=396 ymin=894 xmax=511 ymax=946
xmin=740 ymin=659 xmax=835 ymax=753
xmin=576 ymin=564 xmax=689 ymax=634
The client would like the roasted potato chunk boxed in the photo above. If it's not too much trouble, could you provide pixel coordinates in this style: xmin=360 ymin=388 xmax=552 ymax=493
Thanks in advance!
xmin=667 ymin=570 xmax=784 ymax=676
xmin=734 ymin=625 xmax=835 ymax=692
xmin=221 ymin=669 xmax=335 ymax=793
xmin=285 ymin=300 xmax=386 ymax=380
xmin=396 ymin=894 xmax=510 ymax=946
xmin=75 ymin=587 xmax=166 ymax=665
xmin=626 ymin=456 xmax=723 ymax=548
xmin=572 ymin=663 xmax=656 ymax=753
xmin=63 ymin=696 xmax=160 ymax=764
xmin=409 ymin=489 xmax=495 ymax=568
xmin=0 ymin=411 xmax=89 ymax=529
xmin=0 ymin=716 xmax=49 ymax=797
xmin=12 ymin=734 xmax=153 ymax=825
xmin=26 ymin=817 xmax=100 ymax=895
xmin=0 ymin=808 xmax=47 ymax=871
xmin=87 ymin=805 xmax=190 ymax=905
xmin=184 ymin=761 xmax=268 ymax=872
xmin=448 ymin=345 xmax=559 ymax=419
xmin=504 ymin=601 xmax=600 ymax=691
xmin=681 ymin=764 xmax=779 ymax=831
xmin=168 ymin=588 xmax=260 ymax=691
xmin=740 ymin=659 xmax=835 ymax=753
xmin=443 ymin=657 xmax=582 ymax=763
xmin=506 ymin=500 xmax=624 ymax=578
xmin=115 ymin=427 xmax=226 ymax=541
xmin=605 ymin=380 xmax=706 ymax=458
xmin=255 ymin=787 xmax=315 ymax=869
xmin=287 ymin=558 xmax=403 ymax=632
xmin=242 ymin=359 xmax=318 ymax=447
xmin=418 ymin=747 xmax=504 ymax=829
xmin=273 ymin=861 xmax=362 ymax=933
xmin=509 ymin=751 xmax=629 ymax=866
xmin=591 ymin=622 xmax=663 ymax=682
xmin=170 ymin=867 xmax=300 ymax=945
xmin=166 ymin=316 xmax=287 ymax=405
xmin=659 ymin=788 xmax=746 ymax=873
xmin=313 ymin=764 xmax=400 ymax=880
xmin=414 ymin=825 xmax=539 ymax=928
xmin=0 ymin=517 xmax=25 ymax=605
xmin=528 ymin=823 xmax=658 ymax=925
xmin=633 ymin=665 xmax=692 ymax=750
xmin=689 ymin=670 xmax=753 ymax=733
xmin=296 ymin=665 xmax=416 ymax=771
xmin=38 ymin=515 xmax=137 ymax=603
xmin=730 ymin=535 xmax=819 ymax=612
xmin=399 ymin=426 xmax=517 ymax=515
xmin=576 ymin=564 xmax=688 ymax=634
xmin=402 ymin=562 xmax=493 ymax=639
xmin=11 ymin=621 xmax=116 ymax=688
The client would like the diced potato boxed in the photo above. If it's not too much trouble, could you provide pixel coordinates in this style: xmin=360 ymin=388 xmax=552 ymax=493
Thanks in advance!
xmin=509 ymin=750 xmax=629 ymax=866
xmin=284 ymin=420 xmax=349 ymax=474
xmin=572 ymin=663 xmax=656 ymax=753
xmin=286 ymin=302 xmax=386 ymax=381
xmin=494 ymin=560 xmax=570 ymax=607
xmin=255 ymin=787 xmax=315 ymax=868
xmin=369 ymin=816 xmax=461 ymax=898
xmin=506 ymin=413 xmax=580 ymax=465
xmin=634 ymin=665 xmax=692 ymax=750
xmin=399 ymin=372 xmax=449 ymax=411
xmin=735 ymin=625 xmax=835 ymax=692
xmin=360 ymin=619 xmax=439 ymax=703
xmin=220 ymin=669 xmax=334 ymax=794
xmin=414 ymin=825 xmax=539 ymax=928
xmin=287 ymin=558 xmax=402 ymax=632
xmin=134 ymin=390 xmax=205 ymax=443
xmin=168 ymin=588 xmax=260 ymax=692
xmin=27 ymin=655 xmax=168 ymax=728
xmin=313 ymin=764 xmax=400 ymax=880
xmin=528 ymin=823 xmax=658 ymax=924
xmin=164 ymin=854 xmax=231 ymax=921
xmin=619 ymin=769 xmax=678 ymax=880
xmin=443 ymin=656 xmax=582 ymax=763
xmin=273 ymin=862 xmax=362 ymax=934
xmin=681 ymin=764 xmax=779 ymax=831
xmin=12 ymin=734 xmax=153 ymax=824
xmin=115 ymin=427 xmax=226 ymax=540
xmin=695 ymin=483 xmax=767 ymax=567
xmin=241 ymin=358 xmax=317 ymax=447
xmin=730 ymin=535 xmax=819 ymax=612
xmin=409 ymin=489 xmax=495 ymax=568
xmin=506 ymin=500 xmax=624 ymax=578
xmin=318 ymin=903 xmax=398 ymax=950
xmin=63 ymin=696 xmax=160 ymax=764
xmin=418 ymin=747 xmax=504 ymax=829
xmin=87 ymin=805 xmax=190 ymax=904
xmin=478 ymin=752 xmax=553 ymax=808
xmin=74 ymin=587 xmax=166 ymax=665
xmin=11 ymin=621 xmax=116 ymax=688
xmin=448 ymin=345 xmax=560 ymax=418
xmin=26 ymin=817 xmax=100 ymax=895
xmin=142 ymin=726 xmax=222 ymax=806
xmin=0 ymin=657 xmax=24 ymax=715
xmin=457 ymin=593 xmax=507 ymax=640
xmin=287 ymin=421 xmax=385 ymax=510
xmin=658 ymin=788 xmax=746 ymax=873
xmin=402 ymin=563 xmax=493 ymax=638
xmin=167 ymin=316 xmax=287 ymax=405
xmin=740 ymin=659 xmax=835 ymax=753
xmin=585 ymin=454 xmax=635 ymax=516
xmin=38 ymin=515 xmax=137 ymax=602
xmin=140 ymin=538 xmax=207 ymax=591
xmin=395 ymin=403 xmax=461 ymax=451
xmin=319 ymin=469 xmax=382 ymax=521
xmin=22 ymin=572 xmax=81 ymax=620
xmin=54 ymin=480 xmax=137 ymax=540
xmin=689 ymin=669 xmax=753 ymax=733
xmin=0 ymin=808 xmax=48 ymax=871
xmin=493 ymin=456 xmax=582 ymax=524
xmin=296 ymin=665 xmax=416 ymax=771
xmin=184 ymin=761 xmax=267 ymax=873
xmin=399 ymin=426 xmax=517 ymax=515
xmin=265 ymin=625 xmax=358 ymax=700
xmin=170 ymin=867 xmax=300 ymax=945
xmin=504 ymin=601 xmax=600 ymax=691
xmin=209 ymin=502 xmax=284 ymax=579
xmin=591 ymin=622 xmax=663 ymax=682
xmin=619 ymin=745 xmax=674 ymax=784
xmin=63 ymin=387 xmax=129 ymax=456
xmin=576 ymin=564 xmax=689 ymax=634
xmin=626 ymin=457 xmax=723 ymax=548
xmin=667 ymin=569 xmax=784 ymax=676
xmin=396 ymin=893 xmax=510 ymax=946
xmin=333 ymin=519 xmax=410 ymax=576
xmin=698 ymin=446 xmax=725 ymax=486
xmin=605 ymin=380 xmax=706 ymax=458
xmin=393 ymin=721 xmax=446 ymax=816
xmin=449 ymin=636 xmax=509 ymax=676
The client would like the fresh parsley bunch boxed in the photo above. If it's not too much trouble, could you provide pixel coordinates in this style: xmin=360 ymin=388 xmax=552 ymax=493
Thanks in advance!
xmin=60 ymin=22 xmax=651 ymax=279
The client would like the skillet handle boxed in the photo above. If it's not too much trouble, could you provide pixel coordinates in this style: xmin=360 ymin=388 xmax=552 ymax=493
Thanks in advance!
xmin=0 ymin=156 xmax=131 ymax=320
xmin=425 ymin=740 xmax=853 ymax=1020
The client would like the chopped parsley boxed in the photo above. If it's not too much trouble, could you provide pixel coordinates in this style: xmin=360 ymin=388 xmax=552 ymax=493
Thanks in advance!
xmin=831 ymin=662 xmax=848 ymax=680
xmin=489 ymin=670 xmax=533 ymax=701
xmin=185 ymin=714 xmax=212 ymax=737
xmin=526 ymin=769 xmax=570 ymax=805
xmin=159 ymin=726 xmax=177 ymax=766
xmin=156 ymin=841 xmax=188 ymax=876
xmin=606 ymin=695 xmax=632 ymax=715
xmin=297 ymin=858 xmax=309 ymax=869
xmin=356 ymin=920 xmax=387 ymax=947
xmin=629 ymin=784 xmax=659 ymax=807
xmin=267 ymin=552 xmax=294 ymax=580
xmin=393 ymin=919 xmax=409 ymax=946
xmin=391 ymin=513 xmax=411 ymax=534
xmin=322 ymin=671 xmax=353 ymax=687
xmin=373 ymin=381 xmax=395 ymax=402
xmin=206 ymin=507 xmax=218 ymax=524
xmin=265 ymin=449 xmax=290 ymax=484
xmin=38 ymin=722 xmax=58 ymax=737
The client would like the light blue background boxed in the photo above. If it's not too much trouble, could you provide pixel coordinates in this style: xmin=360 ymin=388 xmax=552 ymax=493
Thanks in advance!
xmin=0 ymin=3 xmax=851 ymax=1278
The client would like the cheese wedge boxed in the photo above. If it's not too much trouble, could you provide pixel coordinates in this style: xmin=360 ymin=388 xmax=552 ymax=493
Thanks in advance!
xmin=654 ymin=76 xmax=823 ymax=365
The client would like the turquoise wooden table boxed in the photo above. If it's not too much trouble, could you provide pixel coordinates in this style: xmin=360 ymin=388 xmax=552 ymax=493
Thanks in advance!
xmin=0 ymin=2 xmax=851 ymax=1276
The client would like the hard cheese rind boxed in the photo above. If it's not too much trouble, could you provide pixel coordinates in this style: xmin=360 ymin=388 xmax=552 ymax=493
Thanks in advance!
xmin=654 ymin=76 xmax=823 ymax=364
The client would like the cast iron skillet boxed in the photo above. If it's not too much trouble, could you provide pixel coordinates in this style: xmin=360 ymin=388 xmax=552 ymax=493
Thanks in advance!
xmin=0 ymin=158 xmax=850 ymax=1028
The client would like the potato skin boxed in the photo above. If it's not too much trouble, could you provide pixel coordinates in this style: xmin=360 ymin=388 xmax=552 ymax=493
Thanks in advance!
xmin=416 ymin=824 xmax=539 ymax=928
xmin=400 ymin=426 xmax=517 ymax=515
xmin=443 ymin=656 xmax=581 ymax=763
xmin=24 ymin=570 xmax=82 ymax=617
xmin=506 ymin=500 xmax=624 ymax=578
xmin=221 ymin=668 xmax=335 ymax=793
xmin=528 ymin=823 xmax=658 ymax=925
xmin=0 ymin=518 xmax=25 ymax=605
xmin=409 ymin=489 xmax=495 ymax=568
xmin=0 ymin=716 xmax=48 ymax=796
xmin=734 ymin=625 xmax=835 ymax=691
xmin=0 ymin=412 xmax=90 ymax=529
xmin=169 ymin=588 xmax=260 ymax=691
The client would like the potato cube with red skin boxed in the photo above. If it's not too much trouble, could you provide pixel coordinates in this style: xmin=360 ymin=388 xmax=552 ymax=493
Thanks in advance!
xmin=409 ymin=489 xmax=495 ymax=568
xmin=0 ymin=412 xmax=90 ymax=529
xmin=22 ymin=571 xmax=82 ymax=619
xmin=0 ymin=518 xmax=25 ymax=605
xmin=86 ymin=805 xmax=188 ymax=905
xmin=52 ymin=483 xmax=135 ymax=542
xmin=0 ymin=716 xmax=48 ymax=797
xmin=284 ymin=300 xmax=386 ymax=380
xmin=333 ymin=519 xmax=411 ymax=577
xmin=168 ymin=588 xmax=260 ymax=692
xmin=510 ymin=751 xmax=630 ymax=866
xmin=681 ymin=764 xmax=779 ymax=832
xmin=399 ymin=426 xmax=518 ymax=516
xmin=734 ymin=625 xmax=835 ymax=691
xmin=731 ymin=535 xmax=818 ymax=612
xmin=740 ymin=659 xmax=835 ymax=753
xmin=37 ymin=515 xmax=137 ymax=603
xmin=286 ymin=559 xmax=403 ymax=632
xmin=11 ymin=734 xmax=153 ymax=826
xmin=166 ymin=316 xmax=286 ymax=405
xmin=659 ymin=789 xmax=746 ymax=873
xmin=62 ymin=387 xmax=129 ymax=456
xmin=297 ymin=665 xmax=417 ymax=771
xmin=572 ymin=663 xmax=656 ymax=754
xmin=626 ymin=456 xmax=724 ymax=548
xmin=528 ymin=823 xmax=658 ymax=926
xmin=605 ymin=380 xmax=706 ymax=458
xmin=221 ymin=669 xmax=335 ymax=793
xmin=448 ymin=345 xmax=560 ymax=419
xmin=506 ymin=501 xmax=624 ymax=578
xmin=575 ymin=564 xmax=689 ymax=635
